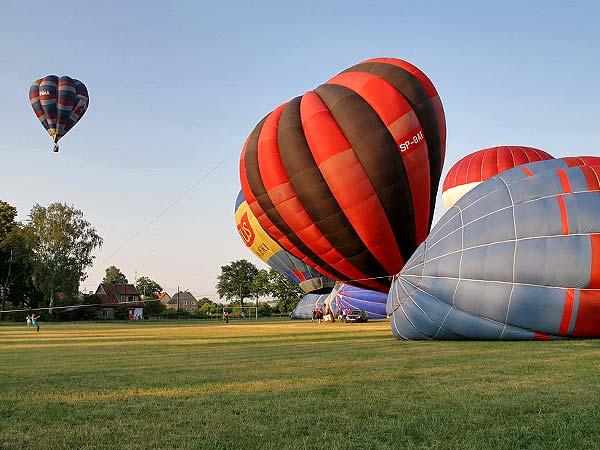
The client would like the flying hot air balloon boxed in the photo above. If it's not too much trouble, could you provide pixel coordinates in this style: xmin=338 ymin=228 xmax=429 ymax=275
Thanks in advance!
xmin=388 ymin=159 xmax=600 ymax=340
xmin=29 ymin=75 xmax=89 ymax=152
xmin=240 ymin=58 xmax=446 ymax=293
xmin=235 ymin=190 xmax=335 ymax=294
xmin=441 ymin=146 xmax=554 ymax=210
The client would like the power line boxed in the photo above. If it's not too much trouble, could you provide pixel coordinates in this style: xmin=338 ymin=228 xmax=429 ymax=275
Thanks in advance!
xmin=87 ymin=143 xmax=242 ymax=278
xmin=0 ymin=298 xmax=161 ymax=314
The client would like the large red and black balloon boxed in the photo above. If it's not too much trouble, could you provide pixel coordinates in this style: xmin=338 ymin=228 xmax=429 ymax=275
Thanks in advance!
xmin=240 ymin=58 xmax=446 ymax=292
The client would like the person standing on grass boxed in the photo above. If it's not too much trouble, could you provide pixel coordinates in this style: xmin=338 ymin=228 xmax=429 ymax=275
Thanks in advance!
xmin=26 ymin=315 xmax=31 ymax=327
xmin=311 ymin=309 xmax=316 ymax=322
xmin=31 ymin=313 xmax=40 ymax=332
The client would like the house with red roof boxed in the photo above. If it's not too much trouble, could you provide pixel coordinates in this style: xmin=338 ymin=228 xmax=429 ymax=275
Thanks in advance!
xmin=156 ymin=292 xmax=172 ymax=307
xmin=95 ymin=283 xmax=143 ymax=319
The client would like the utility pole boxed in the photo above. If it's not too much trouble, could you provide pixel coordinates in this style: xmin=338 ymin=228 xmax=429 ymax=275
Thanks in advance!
xmin=177 ymin=285 xmax=180 ymax=319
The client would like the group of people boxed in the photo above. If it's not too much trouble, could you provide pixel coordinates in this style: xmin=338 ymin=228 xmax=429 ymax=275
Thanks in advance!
xmin=338 ymin=308 xmax=354 ymax=322
xmin=25 ymin=314 xmax=40 ymax=332
xmin=311 ymin=306 xmax=354 ymax=323
xmin=312 ymin=305 xmax=335 ymax=323
xmin=127 ymin=311 xmax=143 ymax=321
xmin=222 ymin=310 xmax=245 ymax=323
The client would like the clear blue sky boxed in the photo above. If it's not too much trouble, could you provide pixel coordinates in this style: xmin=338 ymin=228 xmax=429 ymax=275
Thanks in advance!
xmin=1 ymin=0 xmax=599 ymax=300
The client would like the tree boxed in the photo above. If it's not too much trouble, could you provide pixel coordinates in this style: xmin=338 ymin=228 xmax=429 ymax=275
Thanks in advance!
xmin=102 ymin=265 xmax=128 ymax=285
xmin=265 ymin=269 xmax=304 ymax=314
xmin=257 ymin=302 xmax=272 ymax=317
xmin=216 ymin=259 xmax=259 ymax=308
xmin=142 ymin=298 xmax=165 ymax=316
xmin=197 ymin=296 xmax=212 ymax=308
xmin=135 ymin=276 xmax=162 ymax=298
xmin=0 ymin=220 xmax=37 ymax=317
xmin=251 ymin=269 xmax=271 ymax=307
xmin=26 ymin=202 xmax=102 ymax=309
xmin=199 ymin=301 xmax=218 ymax=316
xmin=0 ymin=201 xmax=27 ymax=318
xmin=0 ymin=201 xmax=17 ymax=238
xmin=0 ymin=201 xmax=18 ymax=317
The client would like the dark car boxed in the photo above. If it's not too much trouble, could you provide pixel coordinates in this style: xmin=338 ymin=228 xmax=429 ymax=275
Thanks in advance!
xmin=344 ymin=309 xmax=368 ymax=323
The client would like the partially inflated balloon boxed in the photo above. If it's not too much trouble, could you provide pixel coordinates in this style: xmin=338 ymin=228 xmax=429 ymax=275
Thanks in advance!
xmin=331 ymin=283 xmax=387 ymax=319
xmin=235 ymin=190 xmax=335 ymax=293
xmin=240 ymin=58 xmax=445 ymax=293
xmin=561 ymin=156 xmax=600 ymax=168
xmin=388 ymin=159 xmax=600 ymax=340
xmin=290 ymin=291 xmax=332 ymax=320
xmin=442 ymin=146 xmax=553 ymax=210
xmin=29 ymin=75 xmax=89 ymax=152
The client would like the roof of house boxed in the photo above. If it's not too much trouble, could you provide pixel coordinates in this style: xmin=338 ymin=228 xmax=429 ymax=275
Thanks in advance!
xmin=156 ymin=292 xmax=171 ymax=300
xmin=96 ymin=283 xmax=143 ymax=308
xmin=168 ymin=291 xmax=197 ymax=304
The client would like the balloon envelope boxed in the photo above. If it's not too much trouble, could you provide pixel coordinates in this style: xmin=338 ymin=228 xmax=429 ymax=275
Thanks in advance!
xmin=235 ymin=190 xmax=335 ymax=293
xmin=561 ymin=156 xmax=600 ymax=168
xmin=442 ymin=146 xmax=553 ymax=210
xmin=332 ymin=283 xmax=387 ymax=319
xmin=389 ymin=159 xmax=600 ymax=340
xmin=240 ymin=58 xmax=446 ymax=293
xmin=290 ymin=292 xmax=331 ymax=319
xmin=29 ymin=75 xmax=89 ymax=151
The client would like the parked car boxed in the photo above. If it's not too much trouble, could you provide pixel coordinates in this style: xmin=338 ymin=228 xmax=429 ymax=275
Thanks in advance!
xmin=345 ymin=309 xmax=368 ymax=323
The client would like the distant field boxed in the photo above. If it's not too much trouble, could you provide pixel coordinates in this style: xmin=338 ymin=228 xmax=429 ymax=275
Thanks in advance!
xmin=1 ymin=319 xmax=599 ymax=450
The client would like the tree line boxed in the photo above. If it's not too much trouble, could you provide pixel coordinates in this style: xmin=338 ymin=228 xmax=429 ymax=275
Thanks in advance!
xmin=104 ymin=259 xmax=306 ymax=316
xmin=0 ymin=200 xmax=102 ymax=319
xmin=1 ymin=200 xmax=305 ymax=320
xmin=216 ymin=259 xmax=305 ymax=314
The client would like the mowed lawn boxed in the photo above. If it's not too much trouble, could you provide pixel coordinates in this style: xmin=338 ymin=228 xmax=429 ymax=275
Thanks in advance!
xmin=1 ymin=319 xmax=600 ymax=450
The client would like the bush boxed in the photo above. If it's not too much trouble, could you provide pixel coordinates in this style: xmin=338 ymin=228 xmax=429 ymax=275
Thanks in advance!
xmin=161 ymin=310 xmax=191 ymax=320
xmin=142 ymin=299 xmax=166 ymax=316
xmin=191 ymin=310 xmax=201 ymax=319
xmin=114 ymin=306 xmax=130 ymax=320
xmin=258 ymin=303 xmax=272 ymax=317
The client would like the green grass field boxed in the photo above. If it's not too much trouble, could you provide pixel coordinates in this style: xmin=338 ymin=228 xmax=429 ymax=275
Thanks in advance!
xmin=1 ymin=319 xmax=599 ymax=450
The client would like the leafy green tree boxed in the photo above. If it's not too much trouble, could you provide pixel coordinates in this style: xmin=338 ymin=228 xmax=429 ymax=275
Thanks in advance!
xmin=0 ymin=201 xmax=21 ymax=318
xmin=199 ymin=302 xmax=218 ymax=317
xmin=257 ymin=302 xmax=272 ymax=317
xmin=251 ymin=269 xmax=271 ymax=307
xmin=0 ymin=201 xmax=17 ymax=238
xmin=142 ymin=298 xmax=166 ymax=316
xmin=75 ymin=294 xmax=102 ymax=321
xmin=197 ymin=296 xmax=212 ymax=307
xmin=216 ymin=259 xmax=259 ymax=309
xmin=53 ymin=293 xmax=101 ymax=321
xmin=113 ymin=305 xmax=130 ymax=320
xmin=102 ymin=265 xmax=128 ymax=285
xmin=0 ymin=201 xmax=18 ymax=315
xmin=0 ymin=223 xmax=37 ymax=316
xmin=265 ymin=269 xmax=304 ymax=314
xmin=135 ymin=276 xmax=162 ymax=298
xmin=26 ymin=202 xmax=103 ymax=309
